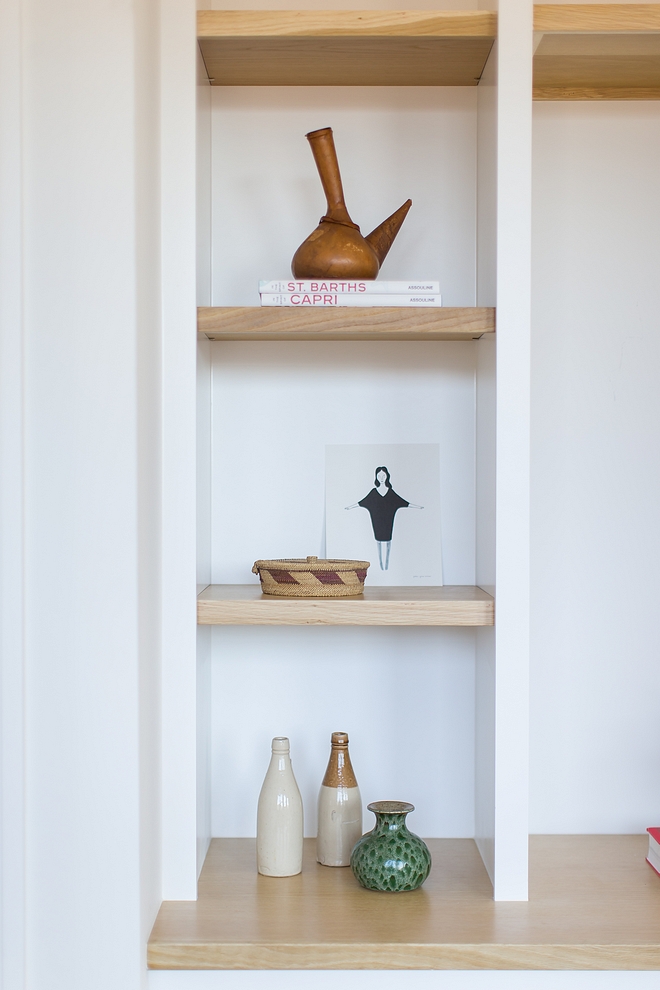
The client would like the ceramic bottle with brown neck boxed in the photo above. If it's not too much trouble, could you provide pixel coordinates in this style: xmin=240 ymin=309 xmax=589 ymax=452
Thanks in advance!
xmin=317 ymin=732 xmax=363 ymax=867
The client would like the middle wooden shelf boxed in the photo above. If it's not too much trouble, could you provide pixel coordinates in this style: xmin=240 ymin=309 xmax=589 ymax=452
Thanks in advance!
xmin=197 ymin=585 xmax=494 ymax=626
xmin=198 ymin=306 xmax=495 ymax=341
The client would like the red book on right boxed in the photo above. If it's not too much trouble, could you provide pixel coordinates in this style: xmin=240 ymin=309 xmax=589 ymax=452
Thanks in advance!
xmin=647 ymin=827 xmax=660 ymax=876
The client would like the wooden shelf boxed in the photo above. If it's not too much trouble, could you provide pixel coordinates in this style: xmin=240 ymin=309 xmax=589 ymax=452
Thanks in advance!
xmin=197 ymin=11 xmax=496 ymax=87
xmin=197 ymin=585 xmax=494 ymax=626
xmin=197 ymin=307 xmax=495 ymax=342
xmin=148 ymin=835 xmax=660 ymax=970
xmin=534 ymin=4 xmax=660 ymax=100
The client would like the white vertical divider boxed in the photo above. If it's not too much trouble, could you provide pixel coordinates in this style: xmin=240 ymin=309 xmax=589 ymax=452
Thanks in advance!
xmin=493 ymin=0 xmax=533 ymax=900
xmin=475 ymin=41 xmax=497 ymax=885
xmin=0 ymin=0 xmax=26 ymax=981
xmin=136 ymin=0 xmax=168 ymax=962
xmin=160 ymin=0 xmax=200 ymax=899
xmin=196 ymin=47 xmax=213 ymax=878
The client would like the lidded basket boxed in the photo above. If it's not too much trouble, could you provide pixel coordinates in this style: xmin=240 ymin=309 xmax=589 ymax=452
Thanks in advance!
xmin=252 ymin=556 xmax=370 ymax=598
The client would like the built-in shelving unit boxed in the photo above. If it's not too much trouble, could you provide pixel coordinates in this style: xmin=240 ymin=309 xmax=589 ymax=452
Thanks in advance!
xmin=168 ymin=2 xmax=658 ymax=973
xmin=197 ymin=306 xmax=495 ymax=341
xmin=197 ymin=585 xmax=494 ymax=626
xmin=533 ymin=4 xmax=660 ymax=100
xmin=197 ymin=10 xmax=497 ymax=87
xmin=148 ymin=835 xmax=660 ymax=970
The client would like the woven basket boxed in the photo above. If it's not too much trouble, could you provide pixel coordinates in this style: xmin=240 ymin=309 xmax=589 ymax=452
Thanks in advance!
xmin=252 ymin=556 xmax=370 ymax=598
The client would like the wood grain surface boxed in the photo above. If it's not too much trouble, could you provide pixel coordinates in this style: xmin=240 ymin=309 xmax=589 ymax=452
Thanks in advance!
xmin=197 ymin=11 xmax=496 ymax=86
xmin=198 ymin=10 xmax=498 ymax=39
xmin=197 ymin=307 xmax=495 ymax=342
xmin=534 ymin=32 xmax=660 ymax=91
xmin=148 ymin=835 xmax=660 ymax=970
xmin=534 ymin=5 xmax=660 ymax=97
xmin=534 ymin=4 xmax=660 ymax=33
xmin=196 ymin=585 xmax=494 ymax=626
xmin=535 ymin=85 xmax=660 ymax=99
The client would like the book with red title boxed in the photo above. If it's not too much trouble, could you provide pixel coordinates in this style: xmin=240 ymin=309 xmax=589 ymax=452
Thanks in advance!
xmin=647 ymin=827 xmax=660 ymax=876
xmin=259 ymin=279 xmax=440 ymax=294
xmin=260 ymin=293 xmax=442 ymax=307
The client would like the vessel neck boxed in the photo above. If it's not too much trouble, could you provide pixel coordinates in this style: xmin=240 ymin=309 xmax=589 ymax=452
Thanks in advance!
xmin=306 ymin=128 xmax=355 ymax=227
xmin=373 ymin=812 xmax=409 ymax=834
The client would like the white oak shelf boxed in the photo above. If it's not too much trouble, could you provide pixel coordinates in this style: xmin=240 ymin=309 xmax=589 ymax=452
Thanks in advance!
xmin=197 ymin=307 xmax=495 ymax=342
xmin=534 ymin=4 xmax=660 ymax=100
xmin=197 ymin=585 xmax=494 ymax=626
xmin=148 ymin=835 xmax=660 ymax=970
xmin=197 ymin=10 xmax=497 ymax=87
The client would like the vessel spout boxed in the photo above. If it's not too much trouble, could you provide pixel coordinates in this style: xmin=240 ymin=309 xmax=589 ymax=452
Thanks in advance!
xmin=365 ymin=199 xmax=412 ymax=267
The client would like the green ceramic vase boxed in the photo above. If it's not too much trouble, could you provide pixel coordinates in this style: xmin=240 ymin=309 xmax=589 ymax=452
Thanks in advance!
xmin=350 ymin=801 xmax=431 ymax=892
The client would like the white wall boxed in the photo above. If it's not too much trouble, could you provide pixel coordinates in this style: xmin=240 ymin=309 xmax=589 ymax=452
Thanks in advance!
xmin=208 ymin=341 xmax=478 ymax=838
xmin=18 ymin=0 xmax=165 ymax=982
xmin=531 ymin=102 xmax=660 ymax=833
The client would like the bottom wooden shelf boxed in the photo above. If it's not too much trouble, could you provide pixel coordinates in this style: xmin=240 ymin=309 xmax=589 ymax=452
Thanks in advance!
xmin=148 ymin=835 xmax=660 ymax=970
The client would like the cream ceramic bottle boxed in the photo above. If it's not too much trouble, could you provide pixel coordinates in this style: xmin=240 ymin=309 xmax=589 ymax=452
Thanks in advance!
xmin=317 ymin=731 xmax=362 ymax=867
xmin=257 ymin=736 xmax=304 ymax=877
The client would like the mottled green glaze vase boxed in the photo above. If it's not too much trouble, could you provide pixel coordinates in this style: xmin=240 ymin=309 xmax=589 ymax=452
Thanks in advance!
xmin=350 ymin=801 xmax=431 ymax=892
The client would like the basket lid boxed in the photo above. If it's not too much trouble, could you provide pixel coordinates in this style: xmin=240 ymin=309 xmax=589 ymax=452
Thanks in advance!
xmin=252 ymin=555 xmax=370 ymax=573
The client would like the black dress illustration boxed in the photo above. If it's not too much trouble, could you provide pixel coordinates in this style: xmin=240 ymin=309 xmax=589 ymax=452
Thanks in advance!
xmin=358 ymin=487 xmax=410 ymax=542
xmin=346 ymin=466 xmax=423 ymax=571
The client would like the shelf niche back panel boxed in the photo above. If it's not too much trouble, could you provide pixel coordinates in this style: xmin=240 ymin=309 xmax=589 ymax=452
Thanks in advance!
xmin=148 ymin=835 xmax=660 ymax=971
xmin=197 ymin=11 xmax=497 ymax=87
xmin=197 ymin=585 xmax=494 ymax=626
xmin=198 ymin=307 xmax=495 ymax=341
xmin=534 ymin=3 xmax=660 ymax=100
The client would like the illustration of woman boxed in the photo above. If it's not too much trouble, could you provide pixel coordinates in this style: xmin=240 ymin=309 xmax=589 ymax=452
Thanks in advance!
xmin=345 ymin=466 xmax=423 ymax=571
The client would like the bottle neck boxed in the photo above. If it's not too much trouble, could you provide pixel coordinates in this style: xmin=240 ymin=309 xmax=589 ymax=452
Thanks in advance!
xmin=270 ymin=751 xmax=291 ymax=773
xmin=322 ymin=744 xmax=357 ymax=788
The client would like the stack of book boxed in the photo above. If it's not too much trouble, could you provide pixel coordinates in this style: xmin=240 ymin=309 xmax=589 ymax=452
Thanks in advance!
xmin=259 ymin=280 xmax=441 ymax=307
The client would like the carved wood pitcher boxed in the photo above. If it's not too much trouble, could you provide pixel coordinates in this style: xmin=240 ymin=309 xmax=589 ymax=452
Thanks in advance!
xmin=292 ymin=127 xmax=412 ymax=280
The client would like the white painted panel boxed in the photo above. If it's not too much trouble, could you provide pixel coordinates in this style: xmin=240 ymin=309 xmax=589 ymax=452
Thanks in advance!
xmin=20 ymin=0 xmax=161 ymax=979
xmin=491 ymin=0 xmax=532 ymax=900
xmin=531 ymin=102 xmax=660 ymax=834
xmin=475 ymin=336 xmax=496 ymax=879
xmin=161 ymin=0 xmax=199 ymax=901
xmin=475 ymin=44 xmax=497 ymax=884
xmin=149 ymin=969 xmax=660 ymax=989
xmin=477 ymin=48 xmax=498 ymax=311
xmin=211 ymin=88 xmax=477 ymax=307
xmin=196 ymin=16 xmax=213 ymax=884
xmin=197 ymin=48 xmax=212 ymax=307
xmin=135 ymin=0 xmax=165 ymax=967
xmin=197 ymin=341 xmax=213 ymax=874
xmin=0 ymin=0 xmax=26 ymax=981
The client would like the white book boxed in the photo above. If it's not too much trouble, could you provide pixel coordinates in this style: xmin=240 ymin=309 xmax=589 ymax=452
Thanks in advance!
xmin=259 ymin=279 xmax=440 ymax=295
xmin=648 ymin=828 xmax=660 ymax=877
xmin=260 ymin=293 xmax=442 ymax=308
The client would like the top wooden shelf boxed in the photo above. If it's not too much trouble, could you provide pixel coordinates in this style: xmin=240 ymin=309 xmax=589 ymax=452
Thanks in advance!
xmin=197 ymin=6 xmax=660 ymax=98
xmin=534 ymin=4 xmax=660 ymax=100
xmin=197 ymin=10 xmax=496 ymax=86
